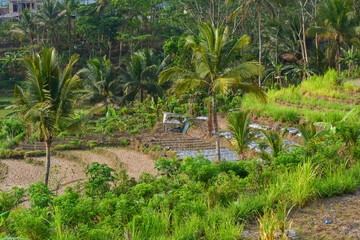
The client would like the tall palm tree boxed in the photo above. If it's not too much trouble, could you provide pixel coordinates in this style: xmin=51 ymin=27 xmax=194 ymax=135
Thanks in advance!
xmin=159 ymin=23 xmax=265 ymax=162
xmin=11 ymin=9 xmax=37 ymax=54
xmin=227 ymin=110 xmax=254 ymax=160
xmin=308 ymin=0 xmax=360 ymax=70
xmin=37 ymin=0 xmax=65 ymax=49
xmin=13 ymin=48 xmax=80 ymax=186
xmin=59 ymin=0 xmax=75 ymax=55
xmin=80 ymin=56 xmax=121 ymax=110
xmin=121 ymin=49 xmax=169 ymax=103
xmin=228 ymin=0 xmax=287 ymax=86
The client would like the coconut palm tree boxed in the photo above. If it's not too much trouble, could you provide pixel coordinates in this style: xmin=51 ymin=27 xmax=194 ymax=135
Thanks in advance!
xmin=159 ymin=23 xmax=265 ymax=162
xmin=37 ymin=0 xmax=65 ymax=49
xmin=11 ymin=9 xmax=37 ymax=54
xmin=121 ymin=48 xmax=169 ymax=103
xmin=227 ymin=110 xmax=254 ymax=160
xmin=13 ymin=48 xmax=80 ymax=186
xmin=80 ymin=56 xmax=121 ymax=110
xmin=228 ymin=0 xmax=287 ymax=87
xmin=308 ymin=0 xmax=360 ymax=70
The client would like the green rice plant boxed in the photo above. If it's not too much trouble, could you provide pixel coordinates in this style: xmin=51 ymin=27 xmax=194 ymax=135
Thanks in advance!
xmin=204 ymin=205 xmax=244 ymax=240
xmin=171 ymin=213 xmax=203 ymax=239
xmin=301 ymin=69 xmax=357 ymax=99
xmin=316 ymin=162 xmax=360 ymax=198
xmin=286 ymin=161 xmax=318 ymax=206
xmin=234 ymin=194 xmax=267 ymax=220
xmin=127 ymin=208 xmax=170 ymax=240
xmin=301 ymin=69 xmax=337 ymax=95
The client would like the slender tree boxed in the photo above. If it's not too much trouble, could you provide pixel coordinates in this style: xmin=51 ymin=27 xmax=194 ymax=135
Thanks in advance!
xmin=37 ymin=0 xmax=65 ymax=49
xmin=159 ymin=23 xmax=265 ymax=162
xmin=13 ymin=48 xmax=80 ymax=186
xmin=11 ymin=9 xmax=37 ymax=54
xmin=228 ymin=0 xmax=287 ymax=86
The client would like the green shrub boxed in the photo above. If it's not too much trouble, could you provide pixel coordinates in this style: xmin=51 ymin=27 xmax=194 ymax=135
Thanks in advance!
xmin=53 ymin=144 xmax=72 ymax=151
xmin=28 ymin=182 xmax=54 ymax=208
xmin=0 ymin=186 xmax=25 ymax=212
xmin=10 ymin=207 xmax=51 ymax=240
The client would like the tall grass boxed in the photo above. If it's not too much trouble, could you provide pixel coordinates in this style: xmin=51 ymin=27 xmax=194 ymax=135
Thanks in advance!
xmin=301 ymin=69 xmax=358 ymax=99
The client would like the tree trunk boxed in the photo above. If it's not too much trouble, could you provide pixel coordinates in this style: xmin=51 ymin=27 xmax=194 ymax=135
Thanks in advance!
xmin=207 ymin=97 xmax=213 ymax=135
xmin=212 ymin=92 xmax=221 ymax=162
xmin=44 ymin=141 xmax=51 ymax=186
xmin=257 ymin=1 xmax=262 ymax=87
xmin=67 ymin=15 xmax=72 ymax=56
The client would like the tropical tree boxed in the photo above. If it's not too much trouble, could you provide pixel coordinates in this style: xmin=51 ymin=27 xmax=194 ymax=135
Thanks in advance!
xmin=121 ymin=48 xmax=169 ymax=103
xmin=308 ymin=0 xmax=360 ymax=70
xmin=264 ymin=57 xmax=295 ymax=87
xmin=59 ymin=0 xmax=76 ymax=55
xmin=228 ymin=0 xmax=287 ymax=86
xmin=338 ymin=46 xmax=360 ymax=77
xmin=11 ymin=9 xmax=37 ymax=54
xmin=13 ymin=48 xmax=80 ymax=186
xmin=260 ymin=127 xmax=287 ymax=162
xmin=299 ymin=122 xmax=319 ymax=144
xmin=37 ymin=0 xmax=65 ymax=49
xmin=227 ymin=110 xmax=254 ymax=160
xmin=159 ymin=23 xmax=265 ymax=162
xmin=80 ymin=56 xmax=121 ymax=110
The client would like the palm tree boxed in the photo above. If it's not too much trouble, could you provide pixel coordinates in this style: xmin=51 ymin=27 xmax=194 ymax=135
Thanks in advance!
xmin=159 ymin=23 xmax=265 ymax=162
xmin=11 ymin=9 xmax=37 ymax=54
xmin=260 ymin=128 xmax=287 ymax=161
xmin=299 ymin=122 xmax=318 ymax=144
xmin=264 ymin=57 xmax=295 ymax=88
xmin=80 ymin=56 xmax=121 ymax=110
xmin=13 ymin=48 xmax=80 ymax=186
xmin=37 ymin=0 xmax=65 ymax=49
xmin=121 ymin=49 xmax=169 ymax=103
xmin=227 ymin=110 xmax=254 ymax=160
xmin=308 ymin=0 xmax=360 ymax=71
xmin=228 ymin=0 xmax=287 ymax=87
xmin=59 ymin=0 xmax=75 ymax=55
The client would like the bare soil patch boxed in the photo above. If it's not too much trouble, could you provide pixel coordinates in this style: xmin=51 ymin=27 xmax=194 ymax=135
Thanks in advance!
xmin=107 ymin=148 xmax=157 ymax=179
xmin=0 ymin=157 xmax=85 ymax=191
xmin=292 ymin=191 xmax=360 ymax=240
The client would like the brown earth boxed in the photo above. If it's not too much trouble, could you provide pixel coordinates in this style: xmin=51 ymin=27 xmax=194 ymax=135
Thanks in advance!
xmin=0 ymin=147 xmax=157 ymax=192
xmin=243 ymin=190 xmax=360 ymax=240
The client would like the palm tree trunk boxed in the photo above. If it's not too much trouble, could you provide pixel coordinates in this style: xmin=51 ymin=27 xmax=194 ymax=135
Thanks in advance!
xmin=44 ymin=141 xmax=51 ymax=186
xmin=257 ymin=1 xmax=262 ymax=87
xmin=212 ymin=92 xmax=220 ymax=162
xmin=207 ymin=97 xmax=213 ymax=135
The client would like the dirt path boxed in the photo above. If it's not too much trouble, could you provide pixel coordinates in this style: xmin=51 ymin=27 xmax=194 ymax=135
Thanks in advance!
xmin=109 ymin=148 xmax=157 ymax=179
xmin=292 ymin=191 xmax=360 ymax=240
xmin=0 ymin=157 xmax=85 ymax=191
xmin=243 ymin=191 xmax=360 ymax=240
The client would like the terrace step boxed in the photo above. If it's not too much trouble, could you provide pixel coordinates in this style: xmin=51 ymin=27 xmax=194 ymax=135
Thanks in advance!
xmin=143 ymin=134 xmax=239 ymax=161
